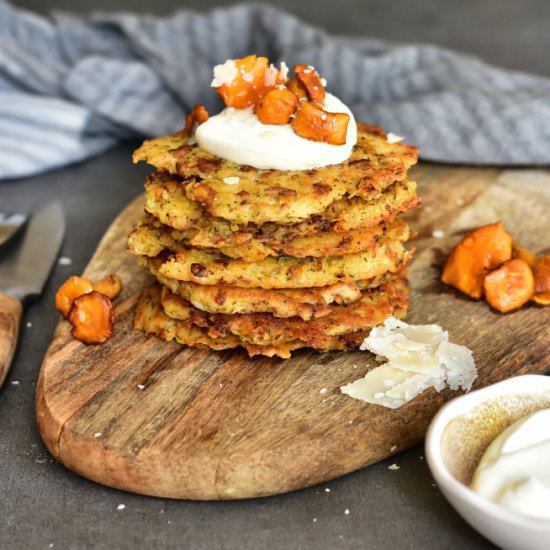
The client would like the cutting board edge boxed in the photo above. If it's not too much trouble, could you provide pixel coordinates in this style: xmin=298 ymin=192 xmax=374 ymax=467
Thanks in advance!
xmin=36 ymin=379 xmax=428 ymax=501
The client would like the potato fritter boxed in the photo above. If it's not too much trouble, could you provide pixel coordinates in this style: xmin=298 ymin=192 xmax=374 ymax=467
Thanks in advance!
xmin=140 ymin=257 xmax=405 ymax=320
xmin=129 ymin=215 xmax=407 ymax=262
xmin=160 ymin=273 xmax=408 ymax=349
xmin=134 ymin=124 xmax=418 ymax=225
xmin=135 ymin=282 xmax=408 ymax=358
xmin=157 ymin=223 xmax=411 ymax=289
xmin=143 ymin=173 xmax=418 ymax=243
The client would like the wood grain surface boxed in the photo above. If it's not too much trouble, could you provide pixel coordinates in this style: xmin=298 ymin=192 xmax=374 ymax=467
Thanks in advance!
xmin=0 ymin=292 xmax=22 ymax=388
xmin=36 ymin=165 xmax=550 ymax=500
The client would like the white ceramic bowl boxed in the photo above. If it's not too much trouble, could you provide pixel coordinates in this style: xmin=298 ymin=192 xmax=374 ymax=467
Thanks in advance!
xmin=425 ymin=375 xmax=550 ymax=550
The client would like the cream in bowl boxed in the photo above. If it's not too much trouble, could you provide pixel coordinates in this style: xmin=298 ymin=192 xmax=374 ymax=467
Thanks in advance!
xmin=425 ymin=375 xmax=550 ymax=550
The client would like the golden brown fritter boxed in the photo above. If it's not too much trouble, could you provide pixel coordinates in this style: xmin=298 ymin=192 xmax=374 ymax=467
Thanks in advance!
xmin=141 ymin=257 xmax=408 ymax=319
xmin=129 ymin=214 xmax=407 ymax=262
xmin=134 ymin=124 xmax=418 ymax=225
xmin=143 ymin=173 xmax=418 ymax=242
xmin=140 ymin=256 xmax=368 ymax=319
xmin=135 ymin=282 xmax=408 ymax=358
xmin=157 ymin=223 xmax=411 ymax=289
xmin=160 ymin=273 xmax=409 ymax=349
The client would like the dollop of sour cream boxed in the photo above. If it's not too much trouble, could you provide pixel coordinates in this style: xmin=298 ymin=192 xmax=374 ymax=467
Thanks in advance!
xmin=195 ymin=93 xmax=357 ymax=171
xmin=470 ymin=408 xmax=550 ymax=520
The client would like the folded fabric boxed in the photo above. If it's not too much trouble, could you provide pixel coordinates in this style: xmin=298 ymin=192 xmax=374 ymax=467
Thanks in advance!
xmin=1 ymin=0 xmax=550 ymax=179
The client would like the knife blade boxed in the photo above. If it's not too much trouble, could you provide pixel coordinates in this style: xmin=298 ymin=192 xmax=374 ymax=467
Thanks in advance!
xmin=0 ymin=201 xmax=65 ymax=387
xmin=0 ymin=212 xmax=28 ymax=249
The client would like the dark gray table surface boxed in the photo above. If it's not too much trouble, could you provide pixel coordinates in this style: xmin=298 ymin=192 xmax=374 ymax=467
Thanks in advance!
xmin=4 ymin=1 xmax=546 ymax=548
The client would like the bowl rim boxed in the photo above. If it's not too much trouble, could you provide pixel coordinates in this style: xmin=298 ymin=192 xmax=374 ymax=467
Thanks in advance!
xmin=425 ymin=374 xmax=550 ymax=532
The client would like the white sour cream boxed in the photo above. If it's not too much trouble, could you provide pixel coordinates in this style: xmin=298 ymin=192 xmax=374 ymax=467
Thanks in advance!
xmin=195 ymin=93 xmax=357 ymax=171
xmin=470 ymin=408 xmax=550 ymax=520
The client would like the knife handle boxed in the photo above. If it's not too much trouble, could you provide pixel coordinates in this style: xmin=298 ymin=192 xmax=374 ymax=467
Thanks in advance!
xmin=0 ymin=293 xmax=22 ymax=387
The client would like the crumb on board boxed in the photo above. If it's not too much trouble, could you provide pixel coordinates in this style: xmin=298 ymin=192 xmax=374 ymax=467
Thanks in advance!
xmin=58 ymin=257 xmax=72 ymax=266
xmin=388 ymin=463 xmax=400 ymax=471
xmin=117 ymin=504 xmax=125 ymax=511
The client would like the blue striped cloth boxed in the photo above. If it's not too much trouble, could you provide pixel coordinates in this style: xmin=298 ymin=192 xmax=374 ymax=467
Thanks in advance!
xmin=2 ymin=1 xmax=550 ymax=180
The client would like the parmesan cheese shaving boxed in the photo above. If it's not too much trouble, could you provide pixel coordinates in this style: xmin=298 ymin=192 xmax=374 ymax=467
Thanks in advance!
xmin=387 ymin=133 xmax=404 ymax=144
xmin=264 ymin=62 xmax=289 ymax=86
xmin=211 ymin=60 xmax=238 ymax=87
xmin=222 ymin=176 xmax=240 ymax=185
xmin=264 ymin=64 xmax=278 ymax=86
xmin=340 ymin=318 xmax=477 ymax=409
xmin=280 ymin=61 xmax=289 ymax=81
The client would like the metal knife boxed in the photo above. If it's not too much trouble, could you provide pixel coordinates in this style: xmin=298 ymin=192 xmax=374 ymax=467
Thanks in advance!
xmin=0 ymin=201 xmax=65 ymax=387
xmin=0 ymin=212 xmax=28 ymax=249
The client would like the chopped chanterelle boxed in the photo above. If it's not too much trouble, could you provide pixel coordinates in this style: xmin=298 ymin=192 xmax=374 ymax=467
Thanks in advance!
xmin=292 ymin=101 xmax=350 ymax=145
xmin=68 ymin=291 xmax=115 ymax=345
xmin=532 ymin=255 xmax=550 ymax=305
xmin=55 ymin=274 xmax=123 ymax=344
xmin=93 ymin=274 xmax=123 ymax=300
xmin=184 ymin=104 xmax=209 ymax=136
xmin=190 ymin=56 xmax=351 ymax=145
xmin=213 ymin=55 xmax=287 ymax=109
xmin=255 ymin=88 xmax=299 ymax=125
xmin=55 ymin=275 xmax=94 ymax=318
xmin=293 ymin=64 xmax=326 ymax=103
xmin=442 ymin=222 xmax=549 ymax=312
xmin=483 ymin=259 xmax=534 ymax=313
xmin=441 ymin=222 xmax=512 ymax=300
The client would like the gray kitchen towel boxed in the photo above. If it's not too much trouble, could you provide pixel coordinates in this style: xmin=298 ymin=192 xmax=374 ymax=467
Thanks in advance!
xmin=1 ymin=1 xmax=550 ymax=180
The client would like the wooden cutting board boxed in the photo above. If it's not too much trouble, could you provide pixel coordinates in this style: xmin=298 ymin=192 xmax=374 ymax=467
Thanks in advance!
xmin=36 ymin=164 xmax=550 ymax=500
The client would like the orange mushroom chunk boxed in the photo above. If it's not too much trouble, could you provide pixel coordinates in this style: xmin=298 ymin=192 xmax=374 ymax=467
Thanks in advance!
xmin=483 ymin=259 xmax=534 ymax=313
xmin=512 ymin=241 xmax=537 ymax=269
xmin=68 ymin=291 xmax=115 ymax=345
xmin=441 ymin=222 xmax=513 ymax=299
xmin=532 ymin=255 xmax=550 ymax=305
xmin=93 ymin=274 xmax=123 ymax=300
xmin=184 ymin=104 xmax=209 ymax=136
xmin=291 ymin=102 xmax=350 ymax=145
xmin=255 ymin=88 xmax=299 ymax=125
xmin=214 ymin=55 xmax=286 ymax=109
xmin=55 ymin=275 xmax=94 ymax=318
xmin=287 ymin=77 xmax=308 ymax=100
xmin=294 ymin=64 xmax=326 ymax=103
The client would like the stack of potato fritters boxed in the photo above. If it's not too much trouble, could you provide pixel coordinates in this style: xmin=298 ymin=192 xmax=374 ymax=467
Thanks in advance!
xmin=129 ymin=123 xmax=419 ymax=358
